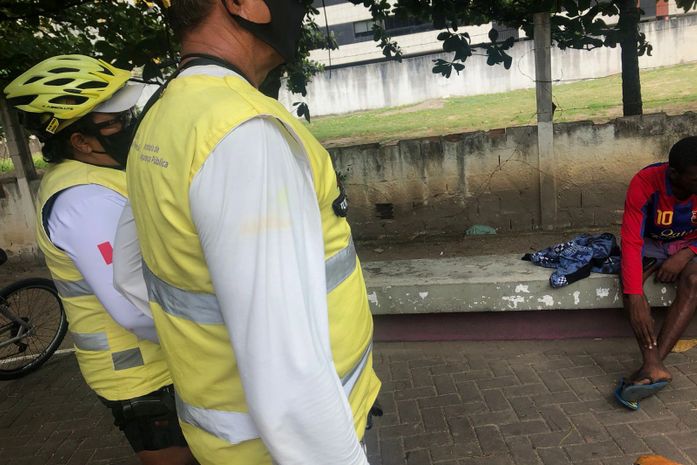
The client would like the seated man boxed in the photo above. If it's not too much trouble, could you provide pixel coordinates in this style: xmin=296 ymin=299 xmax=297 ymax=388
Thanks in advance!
xmin=617 ymin=136 xmax=697 ymax=408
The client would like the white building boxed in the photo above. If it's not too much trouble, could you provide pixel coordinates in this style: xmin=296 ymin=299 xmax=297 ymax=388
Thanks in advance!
xmin=309 ymin=0 xmax=683 ymax=67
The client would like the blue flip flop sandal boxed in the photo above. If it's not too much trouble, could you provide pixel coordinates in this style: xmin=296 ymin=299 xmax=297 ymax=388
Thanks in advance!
xmin=622 ymin=377 xmax=669 ymax=402
xmin=614 ymin=378 xmax=640 ymax=410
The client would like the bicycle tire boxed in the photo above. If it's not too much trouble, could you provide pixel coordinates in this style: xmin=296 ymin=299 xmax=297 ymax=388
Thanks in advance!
xmin=0 ymin=278 xmax=68 ymax=380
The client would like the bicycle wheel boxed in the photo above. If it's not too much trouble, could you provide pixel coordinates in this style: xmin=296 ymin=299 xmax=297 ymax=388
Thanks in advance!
xmin=0 ymin=278 xmax=68 ymax=380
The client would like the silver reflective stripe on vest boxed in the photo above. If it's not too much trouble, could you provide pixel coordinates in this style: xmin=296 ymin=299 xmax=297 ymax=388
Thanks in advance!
xmin=54 ymin=279 xmax=92 ymax=298
xmin=112 ymin=348 xmax=145 ymax=370
xmin=143 ymin=238 xmax=357 ymax=324
xmin=72 ymin=331 xmax=110 ymax=351
xmin=142 ymin=262 xmax=224 ymax=324
xmin=175 ymin=393 xmax=261 ymax=445
xmin=341 ymin=343 xmax=372 ymax=398
xmin=326 ymin=238 xmax=357 ymax=293
xmin=175 ymin=344 xmax=372 ymax=445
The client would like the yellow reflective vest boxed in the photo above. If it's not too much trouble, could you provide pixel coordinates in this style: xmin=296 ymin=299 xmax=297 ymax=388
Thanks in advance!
xmin=36 ymin=160 xmax=171 ymax=401
xmin=127 ymin=72 xmax=381 ymax=464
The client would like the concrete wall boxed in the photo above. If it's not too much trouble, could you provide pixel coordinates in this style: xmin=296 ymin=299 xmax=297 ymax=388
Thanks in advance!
xmin=280 ymin=14 xmax=697 ymax=116
xmin=0 ymin=176 xmax=40 ymax=260
xmin=330 ymin=111 xmax=697 ymax=240
xmin=2 ymin=113 xmax=697 ymax=252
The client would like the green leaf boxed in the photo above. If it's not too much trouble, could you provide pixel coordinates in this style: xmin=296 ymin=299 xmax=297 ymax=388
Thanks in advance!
xmin=437 ymin=31 xmax=451 ymax=41
xmin=577 ymin=0 xmax=591 ymax=12
xmin=501 ymin=51 xmax=512 ymax=70
xmin=488 ymin=27 xmax=499 ymax=42
xmin=563 ymin=0 xmax=579 ymax=16
xmin=501 ymin=37 xmax=515 ymax=50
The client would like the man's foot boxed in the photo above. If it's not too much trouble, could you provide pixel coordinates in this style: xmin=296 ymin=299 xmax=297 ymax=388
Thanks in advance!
xmin=618 ymin=366 xmax=671 ymax=404
xmin=628 ymin=366 xmax=672 ymax=386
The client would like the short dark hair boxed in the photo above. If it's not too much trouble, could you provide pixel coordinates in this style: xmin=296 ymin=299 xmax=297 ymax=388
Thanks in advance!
xmin=167 ymin=0 xmax=216 ymax=39
xmin=38 ymin=116 xmax=94 ymax=164
xmin=669 ymin=136 xmax=697 ymax=173
xmin=40 ymin=132 xmax=72 ymax=164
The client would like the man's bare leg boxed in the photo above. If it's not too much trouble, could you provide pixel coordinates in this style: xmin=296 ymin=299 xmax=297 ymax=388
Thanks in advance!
xmin=628 ymin=261 xmax=697 ymax=385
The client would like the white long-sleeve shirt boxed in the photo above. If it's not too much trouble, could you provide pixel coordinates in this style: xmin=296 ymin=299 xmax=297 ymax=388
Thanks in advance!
xmin=113 ymin=65 xmax=368 ymax=465
xmin=46 ymin=184 xmax=158 ymax=342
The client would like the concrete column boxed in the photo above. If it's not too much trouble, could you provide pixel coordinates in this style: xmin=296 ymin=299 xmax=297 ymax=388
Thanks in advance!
xmin=1 ymin=97 xmax=37 ymax=236
xmin=534 ymin=12 xmax=557 ymax=229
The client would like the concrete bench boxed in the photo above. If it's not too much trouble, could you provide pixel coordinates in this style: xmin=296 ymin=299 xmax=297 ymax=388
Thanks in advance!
xmin=362 ymin=254 xmax=675 ymax=315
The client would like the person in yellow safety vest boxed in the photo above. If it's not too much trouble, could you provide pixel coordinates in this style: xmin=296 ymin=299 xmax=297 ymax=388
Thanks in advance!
xmin=112 ymin=0 xmax=382 ymax=463
xmin=3 ymin=55 xmax=196 ymax=465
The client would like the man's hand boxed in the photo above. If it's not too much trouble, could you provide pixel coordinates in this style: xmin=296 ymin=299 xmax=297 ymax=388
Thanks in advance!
xmin=625 ymin=294 xmax=656 ymax=350
xmin=656 ymin=248 xmax=696 ymax=283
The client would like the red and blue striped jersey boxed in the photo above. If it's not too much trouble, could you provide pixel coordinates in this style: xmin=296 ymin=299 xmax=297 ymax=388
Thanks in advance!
xmin=621 ymin=162 xmax=697 ymax=294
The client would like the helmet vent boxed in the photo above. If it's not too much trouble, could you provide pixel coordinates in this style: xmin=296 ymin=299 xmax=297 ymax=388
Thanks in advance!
xmin=49 ymin=95 xmax=88 ymax=105
xmin=8 ymin=96 xmax=36 ymax=106
xmin=49 ymin=67 xmax=80 ymax=73
xmin=45 ymin=78 xmax=74 ymax=86
xmin=77 ymin=81 xmax=108 ymax=89
xmin=100 ymin=66 xmax=115 ymax=76
xmin=24 ymin=76 xmax=42 ymax=84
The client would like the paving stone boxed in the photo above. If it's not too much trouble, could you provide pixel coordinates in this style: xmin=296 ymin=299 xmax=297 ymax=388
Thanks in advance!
xmin=405 ymin=449 xmax=431 ymax=465
xmin=528 ymin=429 xmax=583 ymax=448
xmin=476 ymin=376 xmax=518 ymax=391
xmin=489 ymin=361 xmax=514 ymax=378
xmin=430 ymin=363 xmax=469 ymax=375
xmin=434 ymin=375 xmax=458 ymax=395
xmin=530 ymin=391 xmax=579 ymax=407
xmin=499 ymin=420 xmax=549 ymax=437
xmin=568 ymin=412 xmax=609 ymax=443
xmin=421 ymin=407 xmax=448 ymax=432
xmin=396 ymin=387 xmax=438 ymax=401
xmin=605 ymin=423 xmax=651 ymax=455
xmin=503 ymin=384 xmax=550 ymax=399
xmin=511 ymin=366 xmax=542 ymax=386
xmin=429 ymin=443 xmax=481 ymax=462
xmin=447 ymin=416 xmax=477 ymax=443
xmin=641 ymin=435 xmax=692 ymax=465
xmin=418 ymin=394 xmax=463 ymax=409
xmin=537 ymin=447 xmax=571 ymax=465
xmin=630 ymin=418 xmax=688 ymax=437
xmin=509 ymin=396 xmax=540 ymax=421
xmin=482 ymin=389 xmax=510 ymax=412
xmin=6 ymin=340 xmax=697 ymax=465
xmin=455 ymin=381 xmax=483 ymax=403
xmin=563 ymin=440 xmax=623 ymax=462
xmin=459 ymin=454 xmax=515 ymax=465
xmin=505 ymin=436 xmax=542 ymax=465
xmin=403 ymin=432 xmax=452 ymax=451
xmin=475 ymin=425 xmax=507 ymax=455
xmin=538 ymin=405 xmax=572 ymax=432
xmin=398 ymin=399 xmax=424 ymax=424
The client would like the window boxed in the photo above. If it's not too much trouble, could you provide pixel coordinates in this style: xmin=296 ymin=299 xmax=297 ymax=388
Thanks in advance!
xmin=353 ymin=19 xmax=380 ymax=38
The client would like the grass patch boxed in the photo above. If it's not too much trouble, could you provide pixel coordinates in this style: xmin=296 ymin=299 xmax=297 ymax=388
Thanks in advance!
xmin=306 ymin=62 xmax=697 ymax=146
xmin=0 ymin=155 xmax=48 ymax=174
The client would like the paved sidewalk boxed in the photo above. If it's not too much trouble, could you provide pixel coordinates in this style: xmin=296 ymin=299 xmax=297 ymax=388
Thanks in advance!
xmin=2 ymin=339 xmax=697 ymax=465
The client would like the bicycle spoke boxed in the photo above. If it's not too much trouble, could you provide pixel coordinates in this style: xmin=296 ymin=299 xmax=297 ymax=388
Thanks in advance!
xmin=0 ymin=283 xmax=65 ymax=374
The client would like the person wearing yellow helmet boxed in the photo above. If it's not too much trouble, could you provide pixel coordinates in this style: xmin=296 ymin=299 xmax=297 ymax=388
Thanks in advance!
xmin=114 ymin=1 xmax=381 ymax=465
xmin=3 ymin=55 xmax=196 ymax=465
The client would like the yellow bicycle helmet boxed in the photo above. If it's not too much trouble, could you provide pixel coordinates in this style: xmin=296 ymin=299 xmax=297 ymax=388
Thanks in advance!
xmin=3 ymin=55 xmax=131 ymax=137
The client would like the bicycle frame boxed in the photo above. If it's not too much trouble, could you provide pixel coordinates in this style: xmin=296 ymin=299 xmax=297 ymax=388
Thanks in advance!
xmin=0 ymin=298 xmax=34 ymax=350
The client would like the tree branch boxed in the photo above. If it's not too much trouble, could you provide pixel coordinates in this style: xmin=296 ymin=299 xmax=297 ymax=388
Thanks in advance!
xmin=0 ymin=0 xmax=97 ymax=22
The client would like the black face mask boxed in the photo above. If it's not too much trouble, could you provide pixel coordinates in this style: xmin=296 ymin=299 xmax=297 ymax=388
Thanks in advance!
xmin=228 ymin=0 xmax=307 ymax=64
xmin=94 ymin=122 xmax=136 ymax=169
xmin=87 ymin=111 xmax=136 ymax=169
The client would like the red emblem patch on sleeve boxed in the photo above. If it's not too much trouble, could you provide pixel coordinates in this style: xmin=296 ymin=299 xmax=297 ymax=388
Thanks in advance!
xmin=97 ymin=241 xmax=113 ymax=265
